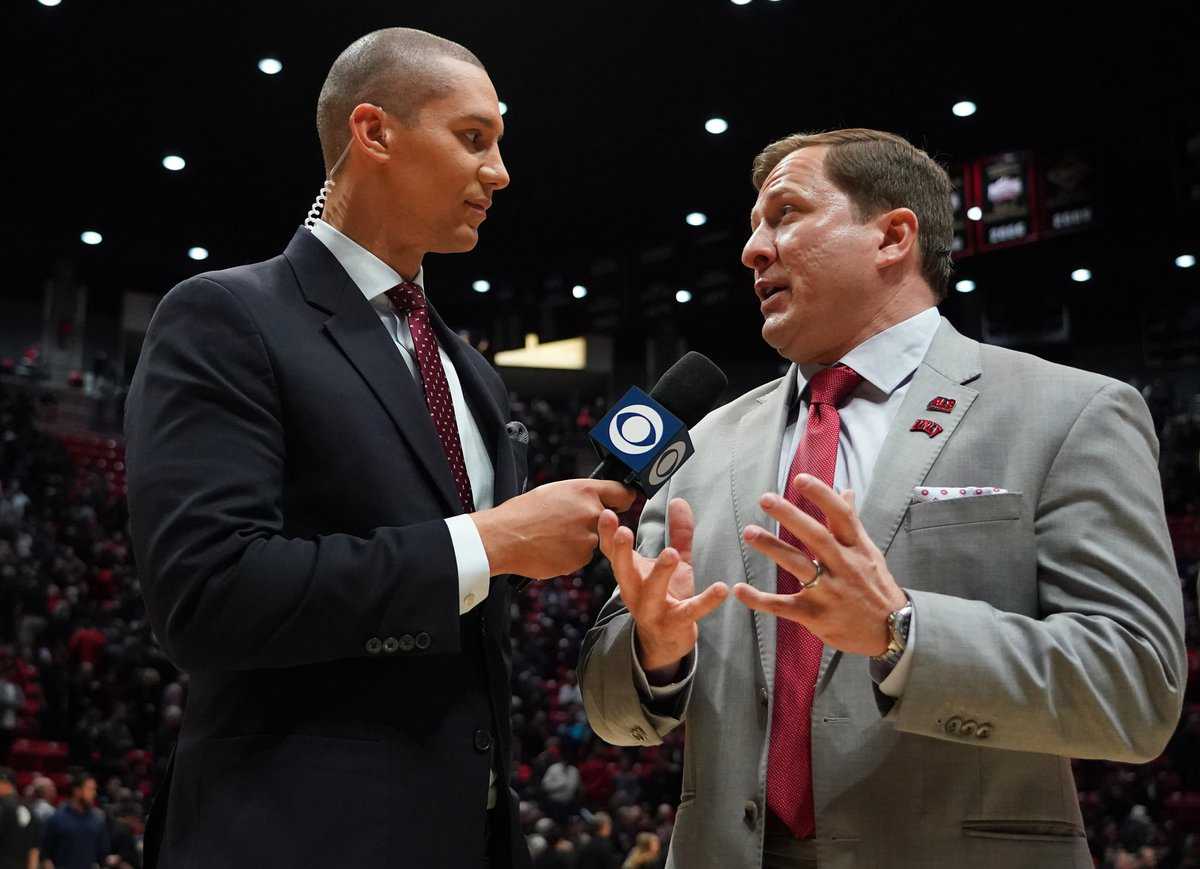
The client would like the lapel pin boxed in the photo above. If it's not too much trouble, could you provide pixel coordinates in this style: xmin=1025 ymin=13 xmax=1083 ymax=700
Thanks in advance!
xmin=927 ymin=396 xmax=956 ymax=413
xmin=911 ymin=418 xmax=944 ymax=438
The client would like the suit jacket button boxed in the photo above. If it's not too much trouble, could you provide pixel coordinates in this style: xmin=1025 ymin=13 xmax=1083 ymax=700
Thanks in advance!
xmin=398 ymin=634 xmax=416 ymax=653
xmin=415 ymin=632 xmax=431 ymax=651
xmin=759 ymin=687 xmax=769 ymax=707
xmin=976 ymin=723 xmax=992 ymax=739
xmin=944 ymin=716 xmax=963 ymax=736
xmin=365 ymin=637 xmax=383 ymax=655
xmin=382 ymin=636 xmax=400 ymax=654
xmin=960 ymin=720 xmax=977 ymax=737
xmin=743 ymin=800 xmax=759 ymax=828
xmin=474 ymin=729 xmax=493 ymax=753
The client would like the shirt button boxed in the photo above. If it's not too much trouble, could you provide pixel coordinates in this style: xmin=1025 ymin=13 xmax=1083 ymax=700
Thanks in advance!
xmin=474 ymin=729 xmax=493 ymax=753
xmin=464 ymin=593 xmax=476 ymax=609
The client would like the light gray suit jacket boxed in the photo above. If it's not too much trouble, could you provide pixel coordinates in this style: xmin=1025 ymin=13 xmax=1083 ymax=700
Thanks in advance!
xmin=579 ymin=317 xmax=1186 ymax=869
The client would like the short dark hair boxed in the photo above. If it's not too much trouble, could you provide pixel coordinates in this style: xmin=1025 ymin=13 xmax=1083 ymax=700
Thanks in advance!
xmin=316 ymin=28 xmax=486 ymax=174
xmin=752 ymin=128 xmax=954 ymax=301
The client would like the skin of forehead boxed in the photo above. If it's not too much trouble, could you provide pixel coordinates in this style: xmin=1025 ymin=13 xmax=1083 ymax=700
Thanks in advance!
xmin=751 ymin=147 xmax=829 ymax=228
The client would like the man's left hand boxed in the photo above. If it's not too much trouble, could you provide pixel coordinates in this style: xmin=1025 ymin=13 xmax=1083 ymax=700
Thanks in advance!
xmin=733 ymin=473 xmax=907 ymax=656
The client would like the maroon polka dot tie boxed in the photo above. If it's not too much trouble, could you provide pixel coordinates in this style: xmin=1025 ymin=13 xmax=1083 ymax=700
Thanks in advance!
xmin=767 ymin=363 xmax=862 ymax=839
xmin=385 ymin=281 xmax=476 ymax=513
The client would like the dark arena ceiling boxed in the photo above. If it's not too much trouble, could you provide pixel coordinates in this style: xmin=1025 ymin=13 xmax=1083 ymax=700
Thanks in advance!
xmin=8 ymin=0 xmax=1200 ymax=378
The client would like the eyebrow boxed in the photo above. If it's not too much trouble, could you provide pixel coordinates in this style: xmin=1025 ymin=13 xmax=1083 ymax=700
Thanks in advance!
xmin=458 ymin=112 xmax=505 ymax=141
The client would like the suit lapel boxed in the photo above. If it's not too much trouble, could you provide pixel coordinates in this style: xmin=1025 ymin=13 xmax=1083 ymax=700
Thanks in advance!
xmin=856 ymin=317 xmax=983 ymax=556
xmin=816 ymin=317 xmax=982 ymax=692
xmin=731 ymin=371 xmax=796 ymax=695
xmin=283 ymin=228 xmax=461 ymax=515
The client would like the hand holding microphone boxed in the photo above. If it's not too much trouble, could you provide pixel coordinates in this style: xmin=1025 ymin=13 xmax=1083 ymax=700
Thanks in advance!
xmin=475 ymin=352 xmax=728 ymax=588
xmin=472 ymin=479 xmax=635 ymax=580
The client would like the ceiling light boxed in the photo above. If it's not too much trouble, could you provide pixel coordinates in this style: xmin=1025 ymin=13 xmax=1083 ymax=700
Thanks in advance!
xmin=676 ymin=289 xmax=693 ymax=303
xmin=472 ymin=280 xmax=490 ymax=293
xmin=162 ymin=155 xmax=186 ymax=172
xmin=80 ymin=231 xmax=102 ymax=246
xmin=704 ymin=117 xmax=728 ymax=135
xmin=258 ymin=58 xmax=283 ymax=75
xmin=952 ymin=101 xmax=977 ymax=118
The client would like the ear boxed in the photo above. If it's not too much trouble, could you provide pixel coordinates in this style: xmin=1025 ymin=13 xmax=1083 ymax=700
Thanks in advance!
xmin=347 ymin=103 xmax=390 ymax=165
xmin=875 ymin=207 xmax=919 ymax=271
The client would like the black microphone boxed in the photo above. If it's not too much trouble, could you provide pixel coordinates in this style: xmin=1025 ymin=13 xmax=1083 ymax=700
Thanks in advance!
xmin=511 ymin=352 xmax=727 ymax=593
xmin=588 ymin=351 xmax=727 ymax=486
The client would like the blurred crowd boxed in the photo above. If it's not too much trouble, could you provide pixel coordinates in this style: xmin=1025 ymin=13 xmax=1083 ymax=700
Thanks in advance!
xmin=0 ymin=371 xmax=1196 ymax=867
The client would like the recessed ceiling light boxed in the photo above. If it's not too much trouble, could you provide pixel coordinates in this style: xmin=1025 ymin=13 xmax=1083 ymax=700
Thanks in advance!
xmin=80 ymin=231 xmax=102 ymax=246
xmin=1071 ymin=268 xmax=1092 ymax=283
xmin=37 ymin=0 xmax=62 ymax=7
xmin=162 ymin=155 xmax=186 ymax=172
xmin=472 ymin=280 xmax=490 ymax=293
xmin=955 ymin=279 xmax=976 ymax=293
xmin=498 ymin=101 xmax=508 ymax=116
xmin=676 ymin=289 xmax=693 ymax=303
xmin=188 ymin=247 xmax=209 ymax=261
xmin=952 ymin=101 xmax=977 ymax=118
xmin=1175 ymin=254 xmax=1196 ymax=269
xmin=966 ymin=206 xmax=982 ymax=221
xmin=258 ymin=58 xmax=283 ymax=75
xmin=572 ymin=285 xmax=588 ymax=299
xmin=686 ymin=212 xmax=708 ymax=227
xmin=705 ymin=117 xmax=728 ymax=135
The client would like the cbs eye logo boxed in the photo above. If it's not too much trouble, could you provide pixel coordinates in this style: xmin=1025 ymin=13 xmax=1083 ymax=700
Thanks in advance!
xmin=609 ymin=405 xmax=664 ymax=455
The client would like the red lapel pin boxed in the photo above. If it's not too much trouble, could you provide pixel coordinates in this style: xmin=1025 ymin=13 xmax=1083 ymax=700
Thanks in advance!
xmin=927 ymin=396 xmax=956 ymax=414
xmin=911 ymin=418 xmax=944 ymax=438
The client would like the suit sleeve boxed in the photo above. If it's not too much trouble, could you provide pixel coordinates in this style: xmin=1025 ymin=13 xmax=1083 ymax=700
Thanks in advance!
xmin=890 ymin=381 xmax=1187 ymax=762
xmin=125 ymin=276 xmax=462 ymax=671
xmin=578 ymin=483 xmax=693 ymax=747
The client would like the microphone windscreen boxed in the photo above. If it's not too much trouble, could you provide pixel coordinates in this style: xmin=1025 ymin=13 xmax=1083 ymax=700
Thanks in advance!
xmin=648 ymin=351 xmax=728 ymax=429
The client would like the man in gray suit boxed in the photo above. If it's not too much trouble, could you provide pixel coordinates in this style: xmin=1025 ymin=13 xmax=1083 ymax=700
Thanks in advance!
xmin=578 ymin=129 xmax=1186 ymax=869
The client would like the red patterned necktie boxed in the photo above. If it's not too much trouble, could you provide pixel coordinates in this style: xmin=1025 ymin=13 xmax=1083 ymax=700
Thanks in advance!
xmin=385 ymin=281 xmax=475 ymax=513
xmin=767 ymin=363 xmax=863 ymax=839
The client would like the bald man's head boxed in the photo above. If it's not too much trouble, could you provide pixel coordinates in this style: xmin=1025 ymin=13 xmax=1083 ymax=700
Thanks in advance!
xmin=316 ymin=28 xmax=486 ymax=174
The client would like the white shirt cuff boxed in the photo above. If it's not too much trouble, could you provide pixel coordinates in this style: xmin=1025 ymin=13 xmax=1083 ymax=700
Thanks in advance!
xmin=877 ymin=604 xmax=917 ymax=698
xmin=445 ymin=515 xmax=491 ymax=615
xmin=631 ymin=626 xmax=696 ymax=701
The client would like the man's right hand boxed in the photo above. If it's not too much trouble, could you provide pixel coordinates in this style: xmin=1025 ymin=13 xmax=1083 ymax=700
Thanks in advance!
xmin=471 ymin=479 xmax=635 ymax=580
xmin=597 ymin=498 xmax=729 ymax=682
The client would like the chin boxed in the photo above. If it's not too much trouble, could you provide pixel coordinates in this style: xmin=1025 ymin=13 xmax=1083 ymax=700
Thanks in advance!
xmin=445 ymin=226 xmax=481 ymax=253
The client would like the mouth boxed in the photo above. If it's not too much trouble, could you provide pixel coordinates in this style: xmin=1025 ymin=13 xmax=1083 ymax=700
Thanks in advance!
xmin=465 ymin=199 xmax=491 ymax=219
xmin=754 ymin=279 xmax=790 ymax=304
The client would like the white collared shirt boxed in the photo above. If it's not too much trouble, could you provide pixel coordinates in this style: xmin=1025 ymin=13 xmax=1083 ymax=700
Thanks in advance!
xmin=309 ymin=219 xmax=492 ymax=616
xmin=777 ymin=305 xmax=942 ymax=696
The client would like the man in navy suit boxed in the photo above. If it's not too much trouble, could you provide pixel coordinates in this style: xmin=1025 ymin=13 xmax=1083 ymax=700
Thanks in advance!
xmin=125 ymin=27 xmax=632 ymax=869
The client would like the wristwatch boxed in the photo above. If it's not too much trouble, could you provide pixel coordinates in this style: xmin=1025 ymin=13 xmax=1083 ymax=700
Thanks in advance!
xmin=871 ymin=600 xmax=913 ymax=669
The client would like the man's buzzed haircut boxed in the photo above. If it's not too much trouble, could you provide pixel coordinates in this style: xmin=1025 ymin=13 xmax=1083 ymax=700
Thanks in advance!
xmin=316 ymin=27 xmax=486 ymax=174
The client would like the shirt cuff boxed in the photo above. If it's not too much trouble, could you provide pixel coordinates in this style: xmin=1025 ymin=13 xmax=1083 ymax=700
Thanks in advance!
xmin=874 ymin=603 xmax=917 ymax=698
xmin=631 ymin=625 xmax=696 ymax=701
xmin=445 ymin=515 xmax=490 ymax=615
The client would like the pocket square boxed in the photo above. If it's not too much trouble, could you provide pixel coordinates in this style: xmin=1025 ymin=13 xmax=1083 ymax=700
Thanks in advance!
xmin=912 ymin=485 xmax=1008 ymax=503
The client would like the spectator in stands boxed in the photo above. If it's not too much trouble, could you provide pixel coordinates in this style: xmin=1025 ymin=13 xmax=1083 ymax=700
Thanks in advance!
xmin=26 ymin=778 xmax=55 ymax=825
xmin=622 ymin=832 xmax=663 ymax=869
xmin=39 ymin=771 xmax=109 ymax=869
xmin=0 ymin=768 xmax=41 ymax=869
xmin=576 ymin=811 xmax=620 ymax=869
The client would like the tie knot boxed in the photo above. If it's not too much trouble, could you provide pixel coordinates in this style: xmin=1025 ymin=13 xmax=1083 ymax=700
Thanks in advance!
xmin=385 ymin=281 xmax=426 ymax=314
xmin=807 ymin=363 xmax=862 ymax=408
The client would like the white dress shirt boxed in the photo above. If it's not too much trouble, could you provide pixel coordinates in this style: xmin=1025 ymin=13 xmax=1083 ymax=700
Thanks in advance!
xmin=634 ymin=306 xmax=942 ymax=702
xmin=309 ymin=219 xmax=493 ymax=616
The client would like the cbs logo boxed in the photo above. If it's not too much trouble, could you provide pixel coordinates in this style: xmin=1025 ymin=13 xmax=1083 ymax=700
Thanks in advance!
xmin=608 ymin=405 xmax=665 ymax=455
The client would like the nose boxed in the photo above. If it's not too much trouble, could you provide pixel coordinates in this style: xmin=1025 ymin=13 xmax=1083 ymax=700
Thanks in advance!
xmin=741 ymin=223 xmax=775 ymax=273
xmin=481 ymin=146 xmax=510 ymax=192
